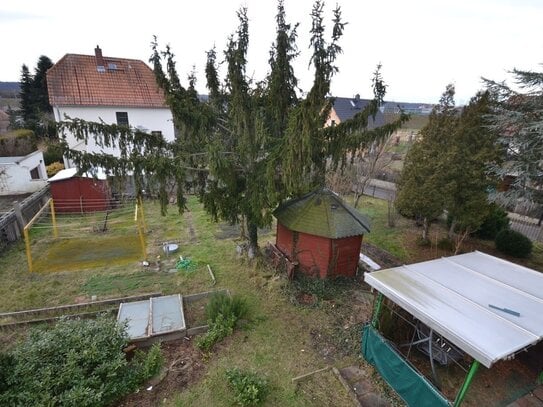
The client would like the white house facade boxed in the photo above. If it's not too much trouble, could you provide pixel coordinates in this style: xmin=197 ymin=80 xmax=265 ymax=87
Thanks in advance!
xmin=0 ymin=150 xmax=48 ymax=195
xmin=47 ymin=46 xmax=175 ymax=168
xmin=52 ymin=106 xmax=174 ymax=159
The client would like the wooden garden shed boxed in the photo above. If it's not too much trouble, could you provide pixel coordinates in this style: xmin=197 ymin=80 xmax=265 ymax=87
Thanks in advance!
xmin=273 ymin=188 xmax=371 ymax=279
xmin=48 ymin=168 xmax=111 ymax=213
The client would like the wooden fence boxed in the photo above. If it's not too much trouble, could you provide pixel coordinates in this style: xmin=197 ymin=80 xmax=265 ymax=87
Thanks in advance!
xmin=0 ymin=187 xmax=50 ymax=251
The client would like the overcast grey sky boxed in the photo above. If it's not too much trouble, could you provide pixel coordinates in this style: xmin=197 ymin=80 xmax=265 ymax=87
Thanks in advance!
xmin=1 ymin=0 xmax=542 ymax=104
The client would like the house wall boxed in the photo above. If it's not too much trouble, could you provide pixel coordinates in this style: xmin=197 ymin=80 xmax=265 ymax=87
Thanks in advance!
xmin=53 ymin=106 xmax=175 ymax=167
xmin=50 ymin=177 xmax=110 ymax=212
xmin=330 ymin=235 xmax=363 ymax=277
xmin=324 ymin=108 xmax=342 ymax=127
xmin=0 ymin=151 xmax=48 ymax=195
xmin=296 ymin=232 xmax=332 ymax=279
xmin=276 ymin=222 xmax=294 ymax=257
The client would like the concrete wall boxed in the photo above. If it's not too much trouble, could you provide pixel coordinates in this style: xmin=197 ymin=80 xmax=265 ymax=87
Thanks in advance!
xmin=53 ymin=105 xmax=175 ymax=167
xmin=0 ymin=151 xmax=48 ymax=195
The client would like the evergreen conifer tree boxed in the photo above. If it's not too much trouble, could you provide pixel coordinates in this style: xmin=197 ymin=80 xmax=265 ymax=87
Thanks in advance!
xmin=59 ymin=1 xmax=408 ymax=255
xmin=444 ymin=91 xmax=499 ymax=251
xmin=19 ymin=64 xmax=34 ymax=126
xmin=396 ymin=84 xmax=457 ymax=240
xmin=484 ymin=66 xmax=543 ymax=209
xmin=18 ymin=56 xmax=54 ymax=137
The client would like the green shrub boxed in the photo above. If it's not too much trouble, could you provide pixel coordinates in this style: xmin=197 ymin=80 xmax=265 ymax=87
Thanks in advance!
xmin=288 ymin=274 xmax=352 ymax=304
xmin=196 ymin=313 xmax=236 ymax=352
xmin=196 ymin=293 xmax=249 ymax=352
xmin=476 ymin=204 xmax=510 ymax=240
xmin=131 ymin=343 xmax=164 ymax=384
xmin=43 ymin=142 xmax=65 ymax=165
xmin=437 ymin=238 xmax=454 ymax=251
xmin=226 ymin=368 xmax=269 ymax=406
xmin=206 ymin=292 xmax=249 ymax=322
xmin=495 ymin=229 xmax=532 ymax=258
xmin=416 ymin=236 xmax=431 ymax=247
xmin=46 ymin=161 xmax=64 ymax=177
xmin=0 ymin=315 xmax=163 ymax=406
xmin=0 ymin=129 xmax=36 ymax=156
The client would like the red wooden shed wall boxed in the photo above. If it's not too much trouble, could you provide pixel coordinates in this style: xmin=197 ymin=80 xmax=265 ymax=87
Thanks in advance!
xmin=330 ymin=235 xmax=363 ymax=277
xmin=50 ymin=177 xmax=110 ymax=213
xmin=275 ymin=222 xmax=363 ymax=279
xmin=276 ymin=222 xmax=294 ymax=257
xmin=296 ymin=232 xmax=332 ymax=279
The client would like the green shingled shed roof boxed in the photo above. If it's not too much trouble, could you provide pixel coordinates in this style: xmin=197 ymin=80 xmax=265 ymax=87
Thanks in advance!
xmin=273 ymin=188 xmax=371 ymax=239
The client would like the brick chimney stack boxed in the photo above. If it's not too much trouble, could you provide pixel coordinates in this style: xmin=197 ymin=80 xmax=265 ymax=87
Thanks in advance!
xmin=95 ymin=45 xmax=105 ymax=69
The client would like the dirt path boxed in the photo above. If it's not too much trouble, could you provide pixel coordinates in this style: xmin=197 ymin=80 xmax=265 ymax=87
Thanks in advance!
xmin=184 ymin=211 xmax=197 ymax=243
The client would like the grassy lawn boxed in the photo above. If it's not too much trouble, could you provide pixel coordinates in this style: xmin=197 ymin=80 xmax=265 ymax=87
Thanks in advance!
xmin=2 ymin=193 xmax=541 ymax=406
xmin=0 ymin=196 xmax=368 ymax=406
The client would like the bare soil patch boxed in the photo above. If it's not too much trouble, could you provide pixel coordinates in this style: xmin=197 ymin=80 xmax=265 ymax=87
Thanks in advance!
xmin=117 ymin=338 xmax=205 ymax=407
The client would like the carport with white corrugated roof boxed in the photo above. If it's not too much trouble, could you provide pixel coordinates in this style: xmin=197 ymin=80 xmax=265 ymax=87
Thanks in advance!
xmin=363 ymin=251 xmax=543 ymax=406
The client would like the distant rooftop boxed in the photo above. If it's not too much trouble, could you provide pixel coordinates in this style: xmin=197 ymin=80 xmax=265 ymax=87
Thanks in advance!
xmin=331 ymin=96 xmax=387 ymax=129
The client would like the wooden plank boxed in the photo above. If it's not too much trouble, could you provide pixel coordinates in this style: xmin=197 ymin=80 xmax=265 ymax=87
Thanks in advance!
xmin=0 ymin=308 xmax=118 ymax=330
xmin=0 ymin=292 xmax=162 ymax=319
xmin=207 ymin=264 xmax=216 ymax=285
xmin=332 ymin=367 xmax=363 ymax=407
xmin=183 ymin=289 xmax=230 ymax=303
xmin=23 ymin=198 xmax=51 ymax=230
xmin=292 ymin=366 xmax=331 ymax=383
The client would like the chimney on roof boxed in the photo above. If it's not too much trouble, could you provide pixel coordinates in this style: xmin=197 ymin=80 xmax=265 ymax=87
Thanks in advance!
xmin=95 ymin=45 xmax=105 ymax=71
xmin=355 ymin=93 xmax=360 ymax=101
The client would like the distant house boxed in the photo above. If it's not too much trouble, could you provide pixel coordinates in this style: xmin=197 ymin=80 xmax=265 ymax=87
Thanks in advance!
xmin=0 ymin=150 xmax=48 ymax=195
xmin=273 ymin=188 xmax=371 ymax=279
xmin=325 ymin=94 xmax=387 ymax=128
xmin=47 ymin=46 xmax=175 ymax=168
xmin=48 ymin=168 xmax=111 ymax=213
xmin=381 ymin=101 xmax=434 ymax=115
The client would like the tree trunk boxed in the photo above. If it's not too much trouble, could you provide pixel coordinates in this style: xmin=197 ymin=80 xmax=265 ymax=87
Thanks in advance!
xmin=354 ymin=192 xmax=362 ymax=209
xmin=448 ymin=219 xmax=456 ymax=240
xmin=247 ymin=221 xmax=258 ymax=259
xmin=422 ymin=217 xmax=429 ymax=240
xmin=454 ymin=228 xmax=470 ymax=255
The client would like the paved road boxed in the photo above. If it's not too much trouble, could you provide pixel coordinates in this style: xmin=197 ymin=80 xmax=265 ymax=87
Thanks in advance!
xmin=362 ymin=179 xmax=396 ymax=200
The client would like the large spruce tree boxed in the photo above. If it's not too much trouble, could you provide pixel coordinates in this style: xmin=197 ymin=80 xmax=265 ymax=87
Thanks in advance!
xmin=59 ymin=0 xmax=407 ymax=255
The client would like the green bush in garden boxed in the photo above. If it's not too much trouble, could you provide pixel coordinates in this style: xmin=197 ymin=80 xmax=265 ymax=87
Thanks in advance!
xmin=0 ymin=316 xmax=162 ymax=407
xmin=495 ymin=229 xmax=532 ymax=258
xmin=226 ymin=367 xmax=269 ymax=406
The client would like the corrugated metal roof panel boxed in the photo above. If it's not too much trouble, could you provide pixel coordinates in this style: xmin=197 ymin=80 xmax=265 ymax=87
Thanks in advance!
xmin=365 ymin=251 xmax=543 ymax=368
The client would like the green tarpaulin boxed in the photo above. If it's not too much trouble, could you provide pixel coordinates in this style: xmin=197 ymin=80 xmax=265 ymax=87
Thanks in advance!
xmin=362 ymin=324 xmax=450 ymax=407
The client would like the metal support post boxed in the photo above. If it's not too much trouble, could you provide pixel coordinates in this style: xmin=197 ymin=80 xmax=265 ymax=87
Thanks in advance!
xmin=371 ymin=292 xmax=384 ymax=328
xmin=50 ymin=199 xmax=58 ymax=238
xmin=23 ymin=227 xmax=33 ymax=272
xmin=453 ymin=360 xmax=480 ymax=407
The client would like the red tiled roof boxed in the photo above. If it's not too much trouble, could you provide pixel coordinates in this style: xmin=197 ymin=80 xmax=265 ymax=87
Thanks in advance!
xmin=47 ymin=53 xmax=166 ymax=108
